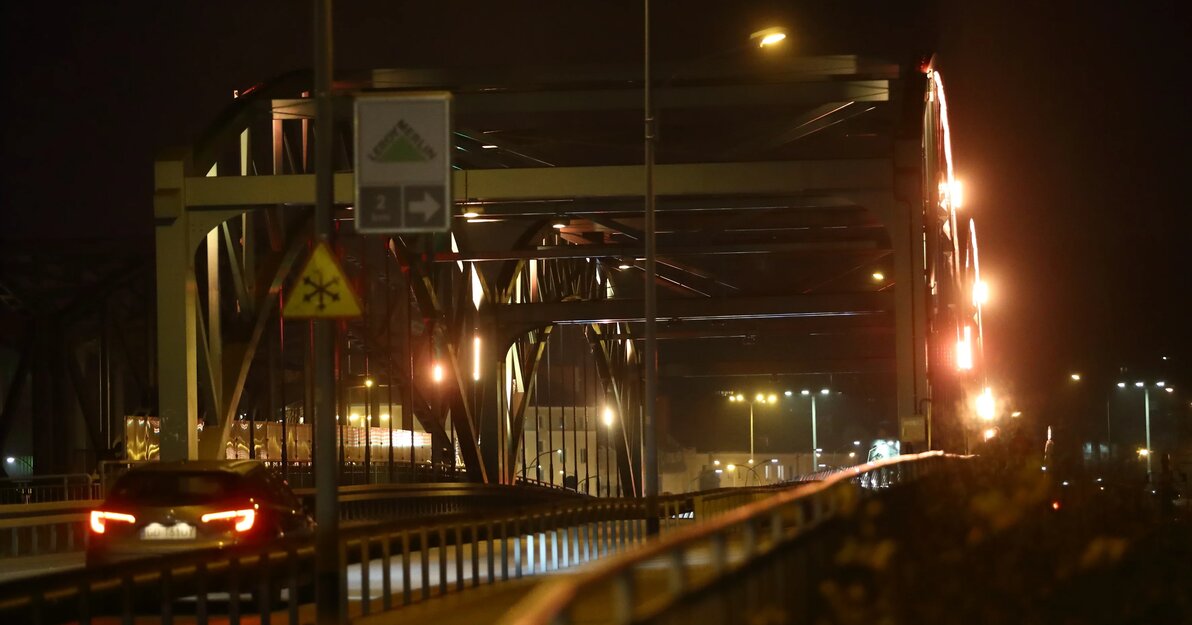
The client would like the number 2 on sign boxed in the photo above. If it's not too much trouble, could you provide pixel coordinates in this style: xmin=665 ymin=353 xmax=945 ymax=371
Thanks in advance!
xmin=375 ymin=194 xmax=386 ymax=211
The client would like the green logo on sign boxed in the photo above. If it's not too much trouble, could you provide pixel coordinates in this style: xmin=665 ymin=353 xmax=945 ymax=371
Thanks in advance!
xmin=369 ymin=119 xmax=437 ymax=163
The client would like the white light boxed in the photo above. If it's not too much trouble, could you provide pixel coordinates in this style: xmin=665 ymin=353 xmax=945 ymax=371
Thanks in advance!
xmin=818 ymin=464 xmax=827 ymax=468
xmin=872 ymin=272 xmax=885 ymax=282
xmin=1011 ymin=411 xmax=1022 ymax=417
xmin=432 ymin=363 xmax=444 ymax=383
xmin=848 ymin=452 xmax=856 ymax=458
xmin=4 ymin=457 xmax=13 ymax=464
xmin=748 ymin=458 xmax=754 ymax=464
xmin=815 ymin=448 xmax=823 ymax=453
xmin=767 ymin=394 xmax=777 ymax=403
xmin=755 ymin=393 xmax=765 ymax=402
xmin=462 ymin=210 xmax=480 ymax=219
xmin=853 ymin=441 xmax=861 ymax=446
xmin=983 ymin=427 xmax=997 ymax=441
xmin=1117 ymin=382 xmax=1126 ymax=388
xmin=801 ymin=390 xmax=810 ymax=396
xmin=784 ymin=390 xmax=792 ymax=397
xmin=1156 ymin=381 xmax=1166 ymax=388
xmin=473 ymin=335 xmax=482 ymax=381
xmin=1135 ymin=382 xmax=1144 ymax=388
xmin=1062 ymin=481 xmax=1069 ymax=487
xmin=714 ymin=469 xmax=723 ymax=474
xmin=713 ymin=460 xmax=720 ymax=466
xmin=1069 ymin=373 xmax=1081 ymax=382
xmin=1138 ymin=448 xmax=1150 ymax=457
xmin=481 ymin=144 xmax=498 ymax=149
xmin=348 ymin=414 xmax=360 ymax=423
xmin=734 ymin=394 xmax=744 ymax=402
xmin=602 ymin=407 xmax=615 ymax=427
xmin=770 ymin=458 xmax=778 ymax=464
xmin=618 ymin=263 xmax=632 ymax=270
xmin=380 ymin=413 xmax=390 ymax=422
xmin=1166 ymin=387 xmax=1174 ymax=393
xmin=820 ymin=388 xmax=830 ymax=395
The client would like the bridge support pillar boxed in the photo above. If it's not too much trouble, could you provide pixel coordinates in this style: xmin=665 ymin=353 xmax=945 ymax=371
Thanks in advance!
xmin=154 ymin=151 xmax=199 ymax=461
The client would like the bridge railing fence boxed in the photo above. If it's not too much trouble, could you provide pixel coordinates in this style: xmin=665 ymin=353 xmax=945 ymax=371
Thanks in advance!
xmin=499 ymin=451 xmax=969 ymax=625
xmin=0 ymin=490 xmax=696 ymax=625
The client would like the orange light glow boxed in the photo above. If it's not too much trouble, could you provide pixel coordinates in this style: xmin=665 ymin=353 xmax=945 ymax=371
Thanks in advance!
xmin=201 ymin=509 xmax=256 ymax=533
xmin=976 ymin=387 xmax=996 ymax=421
xmin=432 ymin=363 xmax=444 ymax=383
xmin=973 ymin=279 xmax=988 ymax=306
xmin=1051 ymin=501 xmax=1061 ymax=511
xmin=89 ymin=510 xmax=136 ymax=534
xmin=956 ymin=326 xmax=974 ymax=371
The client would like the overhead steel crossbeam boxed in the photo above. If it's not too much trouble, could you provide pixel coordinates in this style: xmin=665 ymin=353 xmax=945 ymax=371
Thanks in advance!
xmin=495 ymin=292 xmax=891 ymax=330
xmin=179 ymin=159 xmax=893 ymax=210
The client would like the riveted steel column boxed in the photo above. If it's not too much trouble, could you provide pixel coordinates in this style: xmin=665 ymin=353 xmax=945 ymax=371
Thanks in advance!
xmin=154 ymin=152 xmax=199 ymax=461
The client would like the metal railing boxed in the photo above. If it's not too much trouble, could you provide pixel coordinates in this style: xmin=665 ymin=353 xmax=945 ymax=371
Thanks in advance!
xmin=0 ymin=491 xmax=703 ymax=624
xmin=500 ymin=452 xmax=967 ymax=625
xmin=0 ymin=481 xmax=579 ymax=560
xmin=0 ymin=474 xmax=100 ymax=505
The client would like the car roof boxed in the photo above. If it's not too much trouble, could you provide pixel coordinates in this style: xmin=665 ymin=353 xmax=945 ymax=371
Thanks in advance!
xmin=124 ymin=459 xmax=264 ymax=476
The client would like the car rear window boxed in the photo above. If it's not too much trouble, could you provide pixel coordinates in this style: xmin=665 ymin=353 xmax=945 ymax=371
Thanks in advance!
xmin=108 ymin=472 xmax=243 ymax=506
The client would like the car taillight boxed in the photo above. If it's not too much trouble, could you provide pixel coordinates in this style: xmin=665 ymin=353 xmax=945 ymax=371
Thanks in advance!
xmin=90 ymin=511 xmax=136 ymax=534
xmin=201 ymin=508 xmax=256 ymax=532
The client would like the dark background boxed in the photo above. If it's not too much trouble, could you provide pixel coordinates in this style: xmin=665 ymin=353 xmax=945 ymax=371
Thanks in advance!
xmin=2 ymin=1 xmax=1189 ymax=450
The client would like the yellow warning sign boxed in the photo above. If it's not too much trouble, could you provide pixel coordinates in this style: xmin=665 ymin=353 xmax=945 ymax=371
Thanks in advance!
xmin=282 ymin=242 xmax=363 ymax=319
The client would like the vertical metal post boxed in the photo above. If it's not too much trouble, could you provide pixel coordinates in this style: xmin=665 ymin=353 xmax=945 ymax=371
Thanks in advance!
xmin=810 ymin=396 xmax=818 ymax=473
xmin=749 ymin=402 xmax=755 ymax=461
xmin=642 ymin=0 xmax=660 ymax=517
xmin=1144 ymin=387 xmax=1152 ymax=482
xmin=312 ymin=0 xmax=342 ymax=622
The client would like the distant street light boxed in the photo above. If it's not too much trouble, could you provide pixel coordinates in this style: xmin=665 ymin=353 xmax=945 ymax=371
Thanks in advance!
xmin=749 ymin=26 xmax=788 ymax=48
xmin=727 ymin=392 xmax=777 ymax=463
xmin=1069 ymin=373 xmax=1081 ymax=382
xmin=1115 ymin=380 xmax=1165 ymax=482
xmin=871 ymin=272 xmax=885 ymax=282
xmin=797 ymin=390 xmax=832 ymax=472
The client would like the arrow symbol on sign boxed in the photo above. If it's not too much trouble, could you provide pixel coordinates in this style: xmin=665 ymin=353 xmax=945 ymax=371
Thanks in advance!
xmin=409 ymin=192 xmax=441 ymax=219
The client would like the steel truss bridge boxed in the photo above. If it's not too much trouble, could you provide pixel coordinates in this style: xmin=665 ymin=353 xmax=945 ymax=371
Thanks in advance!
xmin=1 ymin=54 xmax=987 ymax=490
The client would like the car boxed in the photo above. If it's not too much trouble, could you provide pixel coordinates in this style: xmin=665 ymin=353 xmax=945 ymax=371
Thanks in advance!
xmin=86 ymin=460 xmax=314 ymax=567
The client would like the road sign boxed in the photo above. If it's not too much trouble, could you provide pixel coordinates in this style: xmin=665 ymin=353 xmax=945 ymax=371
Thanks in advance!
xmin=282 ymin=242 xmax=363 ymax=318
xmin=355 ymin=93 xmax=453 ymax=233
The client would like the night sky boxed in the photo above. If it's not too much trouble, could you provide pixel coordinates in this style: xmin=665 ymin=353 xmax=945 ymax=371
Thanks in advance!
xmin=2 ymin=2 xmax=1189 ymax=435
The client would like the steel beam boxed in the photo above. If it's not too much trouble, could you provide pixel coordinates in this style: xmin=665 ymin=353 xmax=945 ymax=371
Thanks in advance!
xmin=660 ymin=357 xmax=893 ymax=377
xmin=181 ymin=159 xmax=893 ymax=208
xmin=495 ymin=292 xmax=892 ymax=330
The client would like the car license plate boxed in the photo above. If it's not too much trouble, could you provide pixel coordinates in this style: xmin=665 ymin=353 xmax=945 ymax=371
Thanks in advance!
xmin=142 ymin=523 xmax=196 ymax=540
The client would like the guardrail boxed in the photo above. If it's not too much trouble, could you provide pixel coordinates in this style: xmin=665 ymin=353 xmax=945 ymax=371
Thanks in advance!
xmin=0 ymin=481 xmax=580 ymax=559
xmin=0 ymin=474 xmax=99 ymax=505
xmin=500 ymin=452 xmax=967 ymax=625
xmin=0 ymin=480 xmax=804 ymax=624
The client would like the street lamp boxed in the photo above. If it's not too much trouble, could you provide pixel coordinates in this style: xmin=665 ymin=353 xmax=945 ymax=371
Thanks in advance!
xmin=1115 ymin=380 xmax=1167 ymax=482
xmin=727 ymin=392 xmax=777 ymax=463
xmin=644 ymin=16 xmax=789 ymax=503
xmin=528 ymin=448 xmax=562 ymax=477
xmin=797 ymin=389 xmax=831 ymax=472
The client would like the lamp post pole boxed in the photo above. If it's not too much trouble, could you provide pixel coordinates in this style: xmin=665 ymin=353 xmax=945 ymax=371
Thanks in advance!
xmin=312 ymin=0 xmax=342 ymax=622
xmin=749 ymin=402 xmax=755 ymax=461
xmin=642 ymin=0 xmax=659 ymax=508
xmin=1144 ymin=387 xmax=1153 ymax=482
xmin=810 ymin=395 xmax=818 ymax=470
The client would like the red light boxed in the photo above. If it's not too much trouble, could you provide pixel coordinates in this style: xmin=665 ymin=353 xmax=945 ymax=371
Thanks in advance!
xmin=1051 ymin=501 xmax=1061 ymax=511
xmin=89 ymin=511 xmax=136 ymax=534
xmin=201 ymin=508 xmax=256 ymax=533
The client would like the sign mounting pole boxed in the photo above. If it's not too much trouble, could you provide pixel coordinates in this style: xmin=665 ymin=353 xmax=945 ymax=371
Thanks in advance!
xmin=312 ymin=0 xmax=343 ymax=623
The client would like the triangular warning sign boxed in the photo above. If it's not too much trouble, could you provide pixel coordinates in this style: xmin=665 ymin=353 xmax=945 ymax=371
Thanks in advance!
xmin=282 ymin=242 xmax=363 ymax=319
